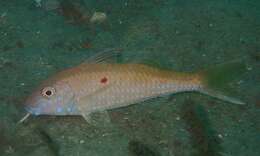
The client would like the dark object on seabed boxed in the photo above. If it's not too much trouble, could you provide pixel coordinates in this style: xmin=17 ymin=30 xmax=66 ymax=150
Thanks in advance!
xmin=128 ymin=140 xmax=161 ymax=156
xmin=181 ymin=99 xmax=222 ymax=156
xmin=59 ymin=0 xmax=90 ymax=25
xmin=36 ymin=128 xmax=60 ymax=156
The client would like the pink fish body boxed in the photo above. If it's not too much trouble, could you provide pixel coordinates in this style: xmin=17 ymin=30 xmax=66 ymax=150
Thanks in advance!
xmin=26 ymin=63 xmax=202 ymax=116
xmin=23 ymin=50 xmax=244 ymax=123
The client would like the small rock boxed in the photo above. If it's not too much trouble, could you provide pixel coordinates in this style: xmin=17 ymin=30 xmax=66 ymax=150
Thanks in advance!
xmin=247 ymin=66 xmax=252 ymax=71
xmin=1 ymin=12 xmax=7 ymax=18
xmin=158 ymin=140 xmax=168 ymax=145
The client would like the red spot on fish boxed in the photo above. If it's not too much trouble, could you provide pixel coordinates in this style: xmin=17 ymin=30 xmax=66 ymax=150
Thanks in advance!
xmin=100 ymin=77 xmax=108 ymax=84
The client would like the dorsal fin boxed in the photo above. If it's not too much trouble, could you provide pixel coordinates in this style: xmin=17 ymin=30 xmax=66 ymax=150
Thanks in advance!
xmin=81 ymin=48 xmax=123 ymax=64
xmin=81 ymin=48 xmax=173 ymax=70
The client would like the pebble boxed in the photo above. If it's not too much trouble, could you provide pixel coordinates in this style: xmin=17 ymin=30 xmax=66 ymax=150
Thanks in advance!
xmin=237 ymin=80 xmax=244 ymax=85
xmin=35 ymin=0 xmax=42 ymax=7
xmin=5 ymin=146 xmax=14 ymax=154
xmin=247 ymin=66 xmax=252 ymax=71
xmin=218 ymin=134 xmax=223 ymax=138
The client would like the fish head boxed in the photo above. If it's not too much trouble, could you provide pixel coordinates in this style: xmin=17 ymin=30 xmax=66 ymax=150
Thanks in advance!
xmin=25 ymin=80 xmax=78 ymax=116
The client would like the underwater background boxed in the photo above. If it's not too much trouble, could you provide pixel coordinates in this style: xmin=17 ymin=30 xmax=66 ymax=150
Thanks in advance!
xmin=0 ymin=0 xmax=259 ymax=156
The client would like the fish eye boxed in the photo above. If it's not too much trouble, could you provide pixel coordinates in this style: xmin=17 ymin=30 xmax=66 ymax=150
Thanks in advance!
xmin=42 ymin=87 xmax=55 ymax=98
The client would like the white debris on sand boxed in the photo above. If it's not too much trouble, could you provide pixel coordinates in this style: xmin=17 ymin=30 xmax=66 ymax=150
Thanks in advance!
xmin=42 ymin=0 xmax=60 ymax=11
xmin=79 ymin=140 xmax=85 ymax=144
xmin=90 ymin=12 xmax=107 ymax=24
xmin=35 ymin=0 xmax=60 ymax=10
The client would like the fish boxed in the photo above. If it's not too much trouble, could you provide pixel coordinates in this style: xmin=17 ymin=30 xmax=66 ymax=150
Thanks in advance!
xmin=21 ymin=50 xmax=246 ymax=123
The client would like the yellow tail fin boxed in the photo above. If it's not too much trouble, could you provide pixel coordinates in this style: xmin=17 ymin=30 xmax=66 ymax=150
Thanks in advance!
xmin=199 ymin=61 xmax=247 ymax=105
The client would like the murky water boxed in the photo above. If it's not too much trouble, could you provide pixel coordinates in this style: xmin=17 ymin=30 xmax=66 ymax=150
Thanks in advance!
xmin=0 ymin=0 xmax=259 ymax=156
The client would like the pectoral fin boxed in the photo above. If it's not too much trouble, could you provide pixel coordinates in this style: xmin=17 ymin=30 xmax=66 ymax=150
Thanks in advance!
xmin=77 ymin=83 xmax=114 ymax=125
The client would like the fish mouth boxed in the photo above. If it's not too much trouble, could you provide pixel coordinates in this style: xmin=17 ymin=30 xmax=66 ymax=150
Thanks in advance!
xmin=24 ymin=95 xmax=48 ymax=116
xmin=25 ymin=105 xmax=41 ymax=116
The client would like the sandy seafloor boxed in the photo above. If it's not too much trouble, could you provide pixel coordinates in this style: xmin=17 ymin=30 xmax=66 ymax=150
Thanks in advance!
xmin=0 ymin=0 xmax=259 ymax=156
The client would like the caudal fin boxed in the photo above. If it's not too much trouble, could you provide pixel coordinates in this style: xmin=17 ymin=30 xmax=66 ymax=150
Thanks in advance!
xmin=199 ymin=61 xmax=248 ymax=105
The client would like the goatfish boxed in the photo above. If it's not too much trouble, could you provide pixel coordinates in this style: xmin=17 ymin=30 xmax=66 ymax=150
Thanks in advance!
xmin=20 ymin=50 xmax=246 ymax=123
